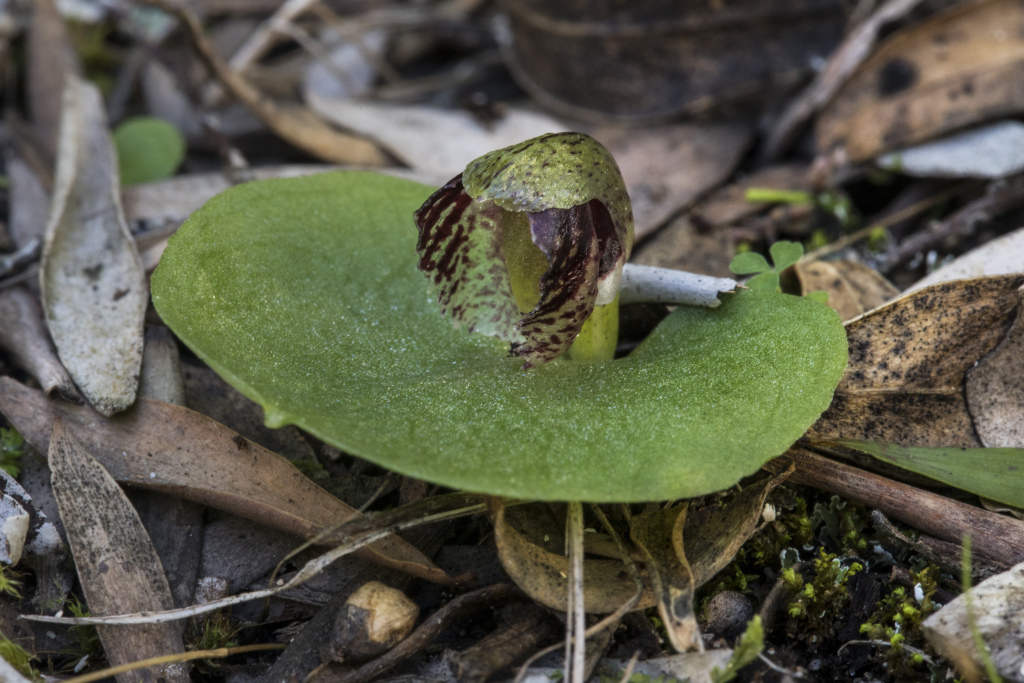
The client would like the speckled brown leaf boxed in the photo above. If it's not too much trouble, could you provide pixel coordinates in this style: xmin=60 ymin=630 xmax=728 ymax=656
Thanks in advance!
xmin=0 ymin=377 xmax=453 ymax=585
xmin=809 ymin=275 xmax=1024 ymax=447
xmin=629 ymin=504 xmax=699 ymax=652
xmin=966 ymin=285 xmax=1024 ymax=447
xmin=794 ymin=260 xmax=899 ymax=322
xmin=48 ymin=418 xmax=188 ymax=683
xmin=40 ymin=75 xmax=147 ymax=416
xmin=817 ymin=0 xmax=1024 ymax=162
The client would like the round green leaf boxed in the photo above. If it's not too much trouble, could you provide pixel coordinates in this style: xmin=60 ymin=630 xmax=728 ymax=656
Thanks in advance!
xmin=113 ymin=117 xmax=186 ymax=186
xmin=151 ymin=172 xmax=848 ymax=502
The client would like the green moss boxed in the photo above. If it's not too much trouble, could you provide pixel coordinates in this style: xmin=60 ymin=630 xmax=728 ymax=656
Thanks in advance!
xmin=860 ymin=566 xmax=941 ymax=678
xmin=0 ymin=427 xmax=25 ymax=478
xmin=0 ymin=637 xmax=40 ymax=681
xmin=785 ymin=549 xmax=863 ymax=637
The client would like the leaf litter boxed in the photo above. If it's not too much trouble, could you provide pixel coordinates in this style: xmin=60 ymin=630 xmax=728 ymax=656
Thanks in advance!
xmin=7 ymin=0 xmax=1024 ymax=680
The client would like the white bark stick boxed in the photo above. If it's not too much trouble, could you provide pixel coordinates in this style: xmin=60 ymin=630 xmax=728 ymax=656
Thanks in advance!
xmin=619 ymin=263 xmax=736 ymax=308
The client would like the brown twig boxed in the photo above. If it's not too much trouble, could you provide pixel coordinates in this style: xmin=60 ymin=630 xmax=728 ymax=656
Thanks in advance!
xmin=141 ymin=0 xmax=391 ymax=166
xmin=310 ymin=584 xmax=527 ymax=683
xmin=764 ymin=449 xmax=1024 ymax=567
xmin=883 ymin=174 xmax=1024 ymax=269
xmin=800 ymin=179 xmax=979 ymax=263
xmin=762 ymin=0 xmax=928 ymax=161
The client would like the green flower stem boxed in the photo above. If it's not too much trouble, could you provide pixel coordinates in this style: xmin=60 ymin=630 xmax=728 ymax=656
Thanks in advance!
xmin=566 ymin=296 xmax=619 ymax=363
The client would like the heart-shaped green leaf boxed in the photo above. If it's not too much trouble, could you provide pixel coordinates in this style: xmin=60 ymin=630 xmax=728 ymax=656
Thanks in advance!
xmin=151 ymin=172 xmax=848 ymax=502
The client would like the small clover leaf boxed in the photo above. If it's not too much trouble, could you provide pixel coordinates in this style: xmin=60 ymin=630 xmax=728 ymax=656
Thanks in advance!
xmin=769 ymin=241 xmax=803 ymax=273
xmin=746 ymin=271 xmax=780 ymax=294
xmin=729 ymin=240 xmax=807 ymax=294
xmin=728 ymin=252 xmax=771 ymax=276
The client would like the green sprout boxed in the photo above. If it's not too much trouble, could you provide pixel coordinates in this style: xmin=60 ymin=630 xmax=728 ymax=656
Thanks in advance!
xmin=0 ymin=637 xmax=40 ymax=681
xmin=0 ymin=427 xmax=25 ymax=478
xmin=711 ymin=616 xmax=765 ymax=683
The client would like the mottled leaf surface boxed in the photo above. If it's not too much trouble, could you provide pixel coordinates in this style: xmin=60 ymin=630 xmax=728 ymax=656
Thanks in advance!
xmin=40 ymin=75 xmax=147 ymax=416
xmin=152 ymin=171 xmax=847 ymax=502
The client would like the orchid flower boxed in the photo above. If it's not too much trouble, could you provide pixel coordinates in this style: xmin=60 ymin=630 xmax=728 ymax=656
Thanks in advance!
xmin=413 ymin=132 xmax=634 ymax=367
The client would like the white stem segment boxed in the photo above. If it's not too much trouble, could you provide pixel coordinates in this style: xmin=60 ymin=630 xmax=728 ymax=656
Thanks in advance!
xmin=618 ymin=263 xmax=737 ymax=308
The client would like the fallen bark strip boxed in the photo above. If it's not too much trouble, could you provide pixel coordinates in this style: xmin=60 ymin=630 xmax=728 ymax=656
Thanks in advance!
xmin=764 ymin=448 xmax=1024 ymax=567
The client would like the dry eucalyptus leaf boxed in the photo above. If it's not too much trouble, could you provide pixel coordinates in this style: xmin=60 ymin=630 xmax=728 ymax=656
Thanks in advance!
xmin=48 ymin=418 xmax=188 ymax=683
xmin=684 ymin=473 xmax=787 ymax=586
xmin=591 ymin=123 xmax=752 ymax=238
xmin=809 ymin=275 xmax=1024 ymax=447
xmin=0 ymin=377 xmax=452 ymax=585
xmin=500 ymin=0 xmax=844 ymax=122
xmin=27 ymin=0 xmax=79 ymax=160
xmin=629 ymin=504 xmax=699 ymax=652
xmin=907 ymin=224 xmax=1024 ymax=293
xmin=40 ymin=75 xmax=148 ymax=416
xmin=0 ymin=287 xmax=78 ymax=400
xmin=923 ymin=560 xmax=1024 ymax=680
xmin=491 ymin=498 xmax=653 ymax=613
xmin=817 ymin=0 xmax=1024 ymax=162
xmin=966 ymin=285 xmax=1024 ymax=448
xmin=879 ymin=120 xmax=1024 ymax=179
xmin=304 ymin=95 xmax=567 ymax=178
xmin=794 ymin=260 xmax=899 ymax=322
xmin=491 ymin=475 xmax=786 ymax=615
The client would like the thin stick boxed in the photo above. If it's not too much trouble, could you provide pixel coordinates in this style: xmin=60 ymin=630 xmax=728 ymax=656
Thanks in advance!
xmin=800 ymin=179 xmax=977 ymax=263
xmin=63 ymin=644 xmax=285 ymax=683
xmin=23 ymin=498 xmax=485 ymax=626
xmin=566 ymin=502 xmax=586 ymax=683
xmin=764 ymin=449 xmax=1024 ymax=568
xmin=617 ymin=650 xmax=641 ymax=683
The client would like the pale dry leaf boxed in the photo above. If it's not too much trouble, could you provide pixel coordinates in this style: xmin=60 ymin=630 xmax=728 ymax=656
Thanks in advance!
xmin=879 ymin=120 xmax=1024 ymax=179
xmin=0 ymin=377 xmax=453 ymax=585
xmin=490 ymin=498 xmax=651 ymax=614
xmin=305 ymin=95 xmax=568 ymax=177
xmin=817 ymin=0 xmax=1024 ymax=162
xmin=40 ymin=75 xmax=148 ymax=416
xmin=923 ymin=560 xmax=1024 ymax=680
xmin=48 ymin=418 xmax=188 ymax=683
xmin=809 ymin=275 xmax=1024 ymax=447
xmin=966 ymin=285 xmax=1024 ymax=448
xmin=794 ymin=260 xmax=899 ymax=321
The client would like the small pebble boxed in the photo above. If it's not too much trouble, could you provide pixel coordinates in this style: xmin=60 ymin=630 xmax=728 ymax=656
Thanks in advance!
xmin=703 ymin=590 xmax=754 ymax=640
